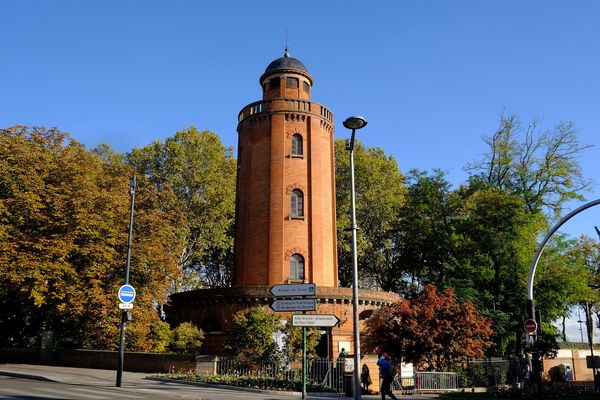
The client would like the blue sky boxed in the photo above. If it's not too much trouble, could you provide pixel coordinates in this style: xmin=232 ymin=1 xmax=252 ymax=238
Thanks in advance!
xmin=2 ymin=1 xmax=599 ymax=339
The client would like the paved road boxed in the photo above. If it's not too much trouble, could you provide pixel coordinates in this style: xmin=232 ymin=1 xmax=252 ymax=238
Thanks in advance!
xmin=0 ymin=375 xmax=306 ymax=399
xmin=0 ymin=364 xmax=440 ymax=400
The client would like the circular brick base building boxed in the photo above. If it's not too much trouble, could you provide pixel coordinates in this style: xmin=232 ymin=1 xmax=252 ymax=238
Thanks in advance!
xmin=167 ymin=286 xmax=398 ymax=356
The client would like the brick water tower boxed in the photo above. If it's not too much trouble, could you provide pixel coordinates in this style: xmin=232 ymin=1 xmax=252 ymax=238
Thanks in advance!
xmin=167 ymin=52 xmax=398 ymax=356
xmin=234 ymin=50 xmax=338 ymax=288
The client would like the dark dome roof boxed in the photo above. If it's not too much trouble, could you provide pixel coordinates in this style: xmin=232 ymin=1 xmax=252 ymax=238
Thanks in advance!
xmin=264 ymin=52 xmax=309 ymax=74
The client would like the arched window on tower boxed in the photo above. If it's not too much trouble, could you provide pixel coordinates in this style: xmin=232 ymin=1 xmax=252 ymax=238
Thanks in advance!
xmin=291 ymin=134 xmax=303 ymax=157
xmin=290 ymin=254 xmax=305 ymax=280
xmin=290 ymin=189 xmax=304 ymax=218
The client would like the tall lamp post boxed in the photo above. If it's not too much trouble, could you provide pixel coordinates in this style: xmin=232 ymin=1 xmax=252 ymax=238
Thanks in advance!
xmin=343 ymin=115 xmax=368 ymax=400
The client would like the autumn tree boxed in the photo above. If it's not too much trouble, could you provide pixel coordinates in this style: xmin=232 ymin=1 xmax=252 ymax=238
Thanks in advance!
xmin=127 ymin=127 xmax=236 ymax=290
xmin=0 ymin=126 xmax=182 ymax=350
xmin=334 ymin=139 xmax=405 ymax=289
xmin=363 ymin=284 xmax=493 ymax=371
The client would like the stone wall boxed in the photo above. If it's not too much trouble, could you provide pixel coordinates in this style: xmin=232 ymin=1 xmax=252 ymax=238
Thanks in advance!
xmin=544 ymin=348 xmax=597 ymax=381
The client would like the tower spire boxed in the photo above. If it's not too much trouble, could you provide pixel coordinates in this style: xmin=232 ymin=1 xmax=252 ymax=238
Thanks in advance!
xmin=284 ymin=29 xmax=289 ymax=57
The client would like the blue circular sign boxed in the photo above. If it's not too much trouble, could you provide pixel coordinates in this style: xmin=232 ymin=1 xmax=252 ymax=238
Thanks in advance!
xmin=118 ymin=284 xmax=136 ymax=303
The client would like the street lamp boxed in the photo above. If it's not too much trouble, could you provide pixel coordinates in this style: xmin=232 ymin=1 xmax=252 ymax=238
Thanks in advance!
xmin=343 ymin=115 xmax=367 ymax=400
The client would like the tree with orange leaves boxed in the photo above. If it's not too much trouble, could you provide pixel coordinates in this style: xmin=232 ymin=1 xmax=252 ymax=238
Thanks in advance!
xmin=363 ymin=284 xmax=493 ymax=371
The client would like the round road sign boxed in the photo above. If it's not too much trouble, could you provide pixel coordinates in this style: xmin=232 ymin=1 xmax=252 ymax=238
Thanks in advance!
xmin=524 ymin=318 xmax=537 ymax=334
xmin=118 ymin=284 xmax=136 ymax=304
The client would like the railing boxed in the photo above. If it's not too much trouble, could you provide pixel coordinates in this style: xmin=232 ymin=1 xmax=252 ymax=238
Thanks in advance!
xmin=237 ymin=99 xmax=333 ymax=124
xmin=466 ymin=357 xmax=519 ymax=387
xmin=391 ymin=375 xmax=416 ymax=394
xmin=414 ymin=371 xmax=458 ymax=392
xmin=215 ymin=357 xmax=345 ymax=395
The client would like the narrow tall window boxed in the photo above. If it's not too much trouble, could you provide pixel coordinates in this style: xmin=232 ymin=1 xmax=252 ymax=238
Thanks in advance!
xmin=270 ymin=77 xmax=280 ymax=89
xmin=291 ymin=134 xmax=303 ymax=156
xmin=291 ymin=189 xmax=304 ymax=218
xmin=286 ymin=77 xmax=299 ymax=88
xmin=290 ymin=254 xmax=305 ymax=280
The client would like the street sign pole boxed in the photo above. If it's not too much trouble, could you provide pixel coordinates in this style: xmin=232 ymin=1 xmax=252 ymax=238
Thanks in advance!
xmin=269 ymin=283 xmax=317 ymax=399
xmin=302 ymin=319 xmax=307 ymax=399
xmin=116 ymin=175 xmax=136 ymax=387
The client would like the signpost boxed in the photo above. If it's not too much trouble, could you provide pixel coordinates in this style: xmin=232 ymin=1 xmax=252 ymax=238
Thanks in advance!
xmin=292 ymin=314 xmax=340 ymax=327
xmin=270 ymin=298 xmax=317 ymax=312
xmin=524 ymin=318 xmax=538 ymax=335
xmin=270 ymin=283 xmax=316 ymax=297
xmin=270 ymin=284 xmax=319 ymax=399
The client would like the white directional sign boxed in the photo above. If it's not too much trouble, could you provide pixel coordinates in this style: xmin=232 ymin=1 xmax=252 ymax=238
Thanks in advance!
xmin=292 ymin=314 xmax=340 ymax=327
xmin=270 ymin=298 xmax=317 ymax=312
xmin=118 ymin=303 xmax=134 ymax=310
xmin=270 ymin=283 xmax=316 ymax=297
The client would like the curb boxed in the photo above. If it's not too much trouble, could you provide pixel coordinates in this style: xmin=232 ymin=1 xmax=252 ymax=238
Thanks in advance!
xmin=0 ymin=371 xmax=54 ymax=382
xmin=146 ymin=376 xmax=341 ymax=397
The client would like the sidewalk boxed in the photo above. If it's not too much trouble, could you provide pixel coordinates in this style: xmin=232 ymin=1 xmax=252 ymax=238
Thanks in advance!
xmin=0 ymin=363 xmax=438 ymax=399
xmin=0 ymin=363 xmax=150 ymax=387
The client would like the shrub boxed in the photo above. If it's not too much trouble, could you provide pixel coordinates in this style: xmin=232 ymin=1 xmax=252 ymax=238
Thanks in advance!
xmin=149 ymin=321 xmax=173 ymax=352
xmin=171 ymin=322 xmax=204 ymax=354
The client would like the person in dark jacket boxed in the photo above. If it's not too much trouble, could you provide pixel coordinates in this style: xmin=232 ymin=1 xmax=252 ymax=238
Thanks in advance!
xmin=377 ymin=351 xmax=399 ymax=400
xmin=361 ymin=363 xmax=372 ymax=393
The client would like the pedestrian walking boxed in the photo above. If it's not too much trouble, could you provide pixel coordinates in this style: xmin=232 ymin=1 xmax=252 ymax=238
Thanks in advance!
xmin=377 ymin=351 xmax=399 ymax=400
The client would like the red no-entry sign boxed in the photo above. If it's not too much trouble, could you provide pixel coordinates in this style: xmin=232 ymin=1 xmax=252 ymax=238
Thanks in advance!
xmin=524 ymin=319 xmax=538 ymax=334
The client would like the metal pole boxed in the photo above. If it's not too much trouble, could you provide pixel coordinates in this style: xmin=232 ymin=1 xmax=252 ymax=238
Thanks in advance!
xmin=585 ymin=301 xmax=598 ymax=391
xmin=349 ymin=130 xmax=361 ymax=400
xmin=595 ymin=227 xmax=600 ymax=391
xmin=302 ymin=326 xmax=307 ymax=399
xmin=528 ymin=199 xmax=600 ymax=302
xmin=525 ymin=200 xmax=600 ymax=400
xmin=116 ymin=175 xmax=136 ymax=387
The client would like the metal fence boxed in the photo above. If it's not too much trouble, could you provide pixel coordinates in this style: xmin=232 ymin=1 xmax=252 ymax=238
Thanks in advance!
xmin=414 ymin=371 xmax=458 ymax=392
xmin=466 ymin=357 xmax=520 ymax=387
xmin=213 ymin=357 xmax=517 ymax=394
xmin=215 ymin=357 xmax=346 ymax=395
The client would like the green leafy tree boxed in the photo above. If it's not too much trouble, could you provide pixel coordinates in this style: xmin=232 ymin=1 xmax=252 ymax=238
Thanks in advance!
xmin=393 ymin=170 xmax=460 ymax=294
xmin=363 ymin=284 xmax=493 ymax=371
xmin=281 ymin=318 xmax=321 ymax=360
xmin=467 ymin=113 xmax=592 ymax=215
xmin=224 ymin=307 xmax=281 ymax=363
xmin=171 ymin=322 xmax=204 ymax=354
xmin=334 ymin=139 xmax=405 ymax=289
xmin=127 ymin=127 xmax=236 ymax=290
xmin=450 ymin=185 xmax=542 ymax=355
